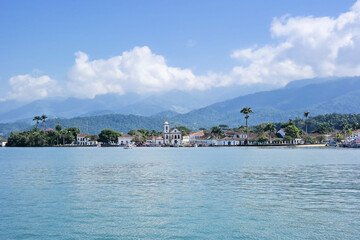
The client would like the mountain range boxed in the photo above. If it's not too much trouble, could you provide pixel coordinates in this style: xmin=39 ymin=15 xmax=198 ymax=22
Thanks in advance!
xmin=0 ymin=83 xmax=275 ymax=123
xmin=1 ymin=76 xmax=360 ymax=137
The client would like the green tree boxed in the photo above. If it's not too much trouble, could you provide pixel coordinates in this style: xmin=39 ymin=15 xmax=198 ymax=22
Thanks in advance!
xmin=240 ymin=107 xmax=254 ymax=143
xmin=89 ymin=135 xmax=99 ymax=141
xmin=302 ymin=136 xmax=314 ymax=144
xmin=175 ymin=126 xmax=192 ymax=136
xmin=68 ymin=127 xmax=80 ymax=139
xmin=128 ymin=130 xmax=138 ymax=136
xmin=284 ymin=124 xmax=300 ymax=139
xmin=55 ymin=125 xmax=62 ymax=131
xmin=313 ymin=123 xmax=332 ymax=134
xmin=98 ymin=129 xmax=121 ymax=144
xmin=33 ymin=116 xmax=42 ymax=129
xmin=315 ymin=135 xmax=327 ymax=143
xmin=256 ymin=136 xmax=268 ymax=143
xmin=211 ymin=126 xmax=224 ymax=139
xmin=41 ymin=114 xmax=48 ymax=130
xmin=133 ymin=132 xmax=145 ymax=144
xmin=304 ymin=111 xmax=310 ymax=134
xmin=264 ymin=123 xmax=276 ymax=143
xmin=335 ymin=133 xmax=344 ymax=142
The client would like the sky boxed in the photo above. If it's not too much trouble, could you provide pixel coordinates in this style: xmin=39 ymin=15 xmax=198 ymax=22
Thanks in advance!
xmin=0 ymin=0 xmax=359 ymax=102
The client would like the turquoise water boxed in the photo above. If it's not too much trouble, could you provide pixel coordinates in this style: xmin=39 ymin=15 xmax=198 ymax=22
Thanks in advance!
xmin=0 ymin=147 xmax=359 ymax=239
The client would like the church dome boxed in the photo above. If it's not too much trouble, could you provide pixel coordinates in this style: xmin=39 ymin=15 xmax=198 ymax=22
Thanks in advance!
xmin=164 ymin=121 xmax=169 ymax=125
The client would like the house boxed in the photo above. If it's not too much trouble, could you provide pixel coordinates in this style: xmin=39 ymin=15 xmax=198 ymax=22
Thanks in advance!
xmin=276 ymin=129 xmax=286 ymax=138
xmin=349 ymin=129 xmax=360 ymax=139
xmin=217 ymin=137 xmax=240 ymax=146
xmin=76 ymin=134 xmax=98 ymax=146
xmin=182 ymin=135 xmax=190 ymax=144
xmin=146 ymin=136 xmax=165 ymax=145
xmin=0 ymin=140 xmax=7 ymax=147
xmin=224 ymin=131 xmax=247 ymax=139
xmin=189 ymin=131 xmax=205 ymax=144
xmin=118 ymin=134 xmax=134 ymax=145
xmin=195 ymin=136 xmax=218 ymax=146
xmin=163 ymin=121 xmax=182 ymax=145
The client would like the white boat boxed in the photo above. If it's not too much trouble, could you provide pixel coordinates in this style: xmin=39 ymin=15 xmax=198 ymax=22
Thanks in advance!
xmin=124 ymin=143 xmax=135 ymax=149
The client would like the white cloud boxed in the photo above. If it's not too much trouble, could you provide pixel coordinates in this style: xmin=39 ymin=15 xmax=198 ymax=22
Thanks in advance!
xmin=6 ymin=1 xmax=360 ymax=102
xmin=6 ymin=74 xmax=60 ymax=102
xmin=67 ymin=46 xmax=225 ymax=98
xmin=230 ymin=0 xmax=360 ymax=85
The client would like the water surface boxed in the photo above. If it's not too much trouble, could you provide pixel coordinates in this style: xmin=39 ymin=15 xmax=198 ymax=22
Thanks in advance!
xmin=0 ymin=147 xmax=359 ymax=239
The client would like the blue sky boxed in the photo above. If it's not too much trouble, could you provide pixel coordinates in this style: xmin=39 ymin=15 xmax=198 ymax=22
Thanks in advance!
xmin=0 ymin=0 xmax=359 ymax=102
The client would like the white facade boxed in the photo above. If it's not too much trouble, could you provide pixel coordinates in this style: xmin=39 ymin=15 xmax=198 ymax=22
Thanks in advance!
xmin=76 ymin=134 xmax=97 ymax=146
xmin=1 ymin=141 xmax=7 ymax=147
xmin=118 ymin=134 xmax=134 ymax=145
xmin=163 ymin=121 xmax=182 ymax=145
xmin=182 ymin=135 xmax=190 ymax=144
xmin=217 ymin=139 xmax=239 ymax=146
xmin=189 ymin=131 xmax=205 ymax=144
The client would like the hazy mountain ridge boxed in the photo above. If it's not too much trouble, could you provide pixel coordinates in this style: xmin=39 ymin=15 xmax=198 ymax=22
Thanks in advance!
xmin=168 ymin=76 xmax=360 ymax=128
xmin=0 ymin=84 xmax=276 ymax=123
xmin=1 ymin=76 xmax=360 ymax=136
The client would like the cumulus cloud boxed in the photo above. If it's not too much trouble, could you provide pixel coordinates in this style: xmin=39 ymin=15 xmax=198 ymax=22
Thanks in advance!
xmin=230 ymin=0 xmax=360 ymax=85
xmin=6 ymin=74 xmax=60 ymax=102
xmin=67 ymin=46 xmax=225 ymax=98
xmin=6 ymin=1 xmax=360 ymax=102
xmin=67 ymin=1 xmax=360 ymax=98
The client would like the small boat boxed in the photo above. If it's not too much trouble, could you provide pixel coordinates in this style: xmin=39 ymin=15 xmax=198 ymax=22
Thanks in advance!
xmin=124 ymin=143 xmax=134 ymax=149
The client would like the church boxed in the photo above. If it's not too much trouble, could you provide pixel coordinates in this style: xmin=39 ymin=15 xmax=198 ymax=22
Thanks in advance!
xmin=163 ymin=121 xmax=182 ymax=145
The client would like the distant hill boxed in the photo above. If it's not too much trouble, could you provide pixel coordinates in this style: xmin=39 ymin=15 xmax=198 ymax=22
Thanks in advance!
xmin=0 ymin=114 xmax=166 ymax=137
xmin=0 ymin=84 xmax=275 ymax=123
xmin=2 ymin=76 xmax=360 ymax=136
xmin=169 ymin=76 xmax=360 ymax=128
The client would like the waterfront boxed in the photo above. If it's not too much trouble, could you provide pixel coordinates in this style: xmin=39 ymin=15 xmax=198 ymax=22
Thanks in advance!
xmin=0 ymin=147 xmax=359 ymax=239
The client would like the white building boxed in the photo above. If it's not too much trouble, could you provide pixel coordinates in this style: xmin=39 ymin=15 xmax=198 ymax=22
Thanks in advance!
xmin=189 ymin=131 xmax=205 ymax=144
xmin=76 ymin=134 xmax=98 ymax=146
xmin=118 ymin=134 xmax=134 ymax=145
xmin=163 ymin=121 xmax=182 ymax=145
xmin=182 ymin=135 xmax=190 ymax=144
xmin=217 ymin=137 xmax=240 ymax=146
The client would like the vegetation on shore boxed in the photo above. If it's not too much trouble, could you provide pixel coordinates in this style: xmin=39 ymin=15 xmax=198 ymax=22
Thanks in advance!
xmin=3 ymin=112 xmax=360 ymax=147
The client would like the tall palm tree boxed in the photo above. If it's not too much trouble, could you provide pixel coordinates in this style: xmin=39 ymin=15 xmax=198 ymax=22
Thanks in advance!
xmin=41 ymin=114 xmax=48 ymax=130
xmin=264 ymin=123 xmax=276 ymax=144
xmin=33 ymin=116 xmax=42 ymax=129
xmin=304 ymin=111 xmax=310 ymax=134
xmin=240 ymin=107 xmax=254 ymax=143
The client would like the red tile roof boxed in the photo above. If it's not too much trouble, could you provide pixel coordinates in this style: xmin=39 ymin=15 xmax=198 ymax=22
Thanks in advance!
xmin=119 ymin=134 xmax=133 ymax=138
xmin=190 ymin=131 xmax=204 ymax=136
xmin=77 ymin=133 xmax=90 ymax=137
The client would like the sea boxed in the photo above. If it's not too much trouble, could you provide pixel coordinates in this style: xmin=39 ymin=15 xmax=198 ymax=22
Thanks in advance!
xmin=0 ymin=146 xmax=359 ymax=239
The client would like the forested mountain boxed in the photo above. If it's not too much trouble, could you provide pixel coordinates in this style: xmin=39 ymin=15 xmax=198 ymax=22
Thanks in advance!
xmin=0 ymin=84 xmax=272 ymax=123
xmin=171 ymin=76 xmax=360 ymax=128
xmin=1 ymin=77 xmax=360 ymax=137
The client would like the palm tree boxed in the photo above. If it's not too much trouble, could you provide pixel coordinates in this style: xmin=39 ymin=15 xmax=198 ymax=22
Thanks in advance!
xmin=240 ymin=107 xmax=254 ymax=143
xmin=211 ymin=126 xmax=223 ymax=139
xmin=41 ymin=114 xmax=48 ymax=130
xmin=264 ymin=123 xmax=276 ymax=144
xmin=33 ymin=116 xmax=42 ymax=129
xmin=341 ymin=122 xmax=350 ymax=143
xmin=304 ymin=111 xmax=310 ymax=134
